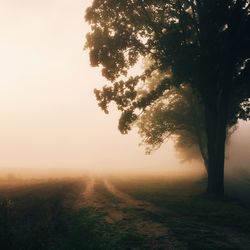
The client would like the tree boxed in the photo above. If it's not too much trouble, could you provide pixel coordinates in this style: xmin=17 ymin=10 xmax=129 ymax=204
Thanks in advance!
xmin=85 ymin=0 xmax=250 ymax=195
xmin=137 ymin=81 xmax=237 ymax=173
xmin=133 ymin=64 xmax=209 ymax=169
xmin=137 ymin=83 xmax=209 ymax=171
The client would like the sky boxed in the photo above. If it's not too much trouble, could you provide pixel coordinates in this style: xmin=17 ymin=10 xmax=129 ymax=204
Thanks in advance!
xmin=0 ymin=0 xmax=248 ymax=177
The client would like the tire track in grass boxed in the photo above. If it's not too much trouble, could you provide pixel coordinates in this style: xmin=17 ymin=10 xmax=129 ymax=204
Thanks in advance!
xmin=80 ymin=178 xmax=250 ymax=250
xmin=103 ymin=179 xmax=185 ymax=250
xmin=103 ymin=179 xmax=162 ymax=212
xmin=77 ymin=177 xmax=186 ymax=249
xmin=104 ymin=180 xmax=250 ymax=250
xmin=77 ymin=177 xmax=129 ymax=223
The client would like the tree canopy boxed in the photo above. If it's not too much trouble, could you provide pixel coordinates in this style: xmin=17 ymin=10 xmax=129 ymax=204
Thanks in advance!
xmin=85 ymin=0 xmax=250 ymax=194
xmin=137 ymin=83 xmax=208 ymax=168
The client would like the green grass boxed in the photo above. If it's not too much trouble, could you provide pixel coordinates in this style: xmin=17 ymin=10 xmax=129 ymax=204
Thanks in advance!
xmin=94 ymin=179 xmax=120 ymax=204
xmin=1 ymin=176 xmax=250 ymax=249
xmin=110 ymin=176 xmax=250 ymax=249
xmin=0 ymin=179 xmax=84 ymax=250
xmin=51 ymin=208 xmax=145 ymax=250
xmin=0 ymin=178 xmax=145 ymax=250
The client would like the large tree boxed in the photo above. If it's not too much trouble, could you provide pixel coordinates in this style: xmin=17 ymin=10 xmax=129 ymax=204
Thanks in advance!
xmin=85 ymin=0 xmax=250 ymax=195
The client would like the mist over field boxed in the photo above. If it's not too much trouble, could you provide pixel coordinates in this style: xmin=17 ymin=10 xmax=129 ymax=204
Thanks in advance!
xmin=226 ymin=121 xmax=250 ymax=171
xmin=0 ymin=0 xmax=249 ymax=181
xmin=0 ymin=0 xmax=249 ymax=249
xmin=0 ymin=121 xmax=249 ymax=189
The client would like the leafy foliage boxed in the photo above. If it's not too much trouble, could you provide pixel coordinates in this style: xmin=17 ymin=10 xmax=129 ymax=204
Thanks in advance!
xmin=85 ymin=0 xmax=250 ymax=192
xmin=86 ymin=0 xmax=250 ymax=129
xmin=137 ymin=84 xmax=207 ymax=162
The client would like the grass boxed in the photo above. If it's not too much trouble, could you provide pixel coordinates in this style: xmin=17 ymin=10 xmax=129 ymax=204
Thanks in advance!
xmin=1 ymin=176 xmax=250 ymax=249
xmin=94 ymin=179 xmax=120 ymax=204
xmin=0 ymin=179 xmax=84 ymax=250
xmin=0 ymin=178 xmax=145 ymax=250
xmin=51 ymin=207 xmax=145 ymax=250
xmin=110 ymin=176 xmax=250 ymax=249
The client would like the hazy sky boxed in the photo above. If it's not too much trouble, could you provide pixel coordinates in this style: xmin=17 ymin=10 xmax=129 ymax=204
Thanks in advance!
xmin=0 ymin=0 xmax=248 ymax=176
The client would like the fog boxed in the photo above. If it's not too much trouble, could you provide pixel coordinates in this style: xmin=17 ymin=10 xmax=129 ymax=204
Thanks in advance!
xmin=226 ymin=121 xmax=250 ymax=172
xmin=225 ymin=121 xmax=250 ymax=203
xmin=0 ymin=0 xmax=249 ymax=181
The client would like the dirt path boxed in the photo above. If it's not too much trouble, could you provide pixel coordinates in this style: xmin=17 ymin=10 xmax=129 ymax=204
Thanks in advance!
xmin=103 ymin=179 xmax=160 ymax=212
xmin=76 ymin=177 xmax=109 ymax=209
xmin=78 ymin=178 xmax=185 ymax=250
xmin=76 ymin=178 xmax=250 ymax=250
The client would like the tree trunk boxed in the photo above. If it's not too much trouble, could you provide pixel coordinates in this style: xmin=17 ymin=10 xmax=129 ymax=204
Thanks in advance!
xmin=205 ymin=90 xmax=229 ymax=195
xmin=197 ymin=132 xmax=208 ymax=173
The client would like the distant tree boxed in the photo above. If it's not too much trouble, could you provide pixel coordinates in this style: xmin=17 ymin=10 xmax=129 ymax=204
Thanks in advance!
xmin=85 ymin=0 xmax=250 ymax=195
xmin=137 ymin=80 xmax=237 ymax=172
xmin=136 ymin=66 xmax=238 ymax=173
xmin=137 ymin=82 xmax=208 ymax=171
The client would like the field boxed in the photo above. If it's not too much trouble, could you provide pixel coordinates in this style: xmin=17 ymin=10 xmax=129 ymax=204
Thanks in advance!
xmin=0 ymin=176 xmax=250 ymax=250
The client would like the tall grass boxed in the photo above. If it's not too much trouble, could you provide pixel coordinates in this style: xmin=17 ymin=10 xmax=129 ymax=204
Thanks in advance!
xmin=0 ymin=179 xmax=83 ymax=250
